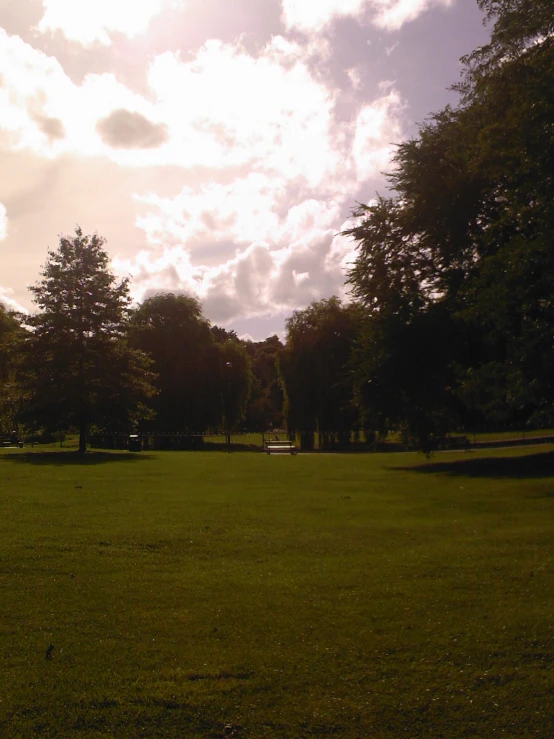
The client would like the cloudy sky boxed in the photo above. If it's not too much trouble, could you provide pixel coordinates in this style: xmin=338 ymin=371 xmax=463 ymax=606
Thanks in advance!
xmin=0 ymin=0 xmax=490 ymax=339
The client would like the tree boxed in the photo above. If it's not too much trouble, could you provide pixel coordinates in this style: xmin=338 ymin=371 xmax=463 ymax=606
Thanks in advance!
xmin=21 ymin=228 xmax=156 ymax=454
xmin=243 ymin=335 xmax=285 ymax=432
xmin=345 ymin=197 xmax=436 ymax=317
xmin=129 ymin=293 xmax=222 ymax=433
xmin=459 ymin=0 xmax=554 ymax=88
xmin=129 ymin=294 xmax=253 ymax=437
xmin=343 ymin=1 xmax=554 ymax=446
xmin=0 ymin=305 xmax=23 ymax=435
xmin=210 ymin=325 xmax=241 ymax=344
xmin=450 ymin=32 xmax=554 ymax=428
xmin=350 ymin=303 xmax=464 ymax=450
xmin=218 ymin=340 xmax=253 ymax=443
xmin=279 ymin=298 xmax=361 ymax=449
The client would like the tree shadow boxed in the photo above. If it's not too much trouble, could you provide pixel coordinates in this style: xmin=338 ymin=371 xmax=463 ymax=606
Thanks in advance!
xmin=397 ymin=450 xmax=554 ymax=479
xmin=0 ymin=450 xmax=153 ymax=466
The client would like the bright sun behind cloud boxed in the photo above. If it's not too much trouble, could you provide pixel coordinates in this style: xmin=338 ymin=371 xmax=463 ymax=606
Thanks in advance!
xmin=0 ymin=0 xmax=485 ymax=334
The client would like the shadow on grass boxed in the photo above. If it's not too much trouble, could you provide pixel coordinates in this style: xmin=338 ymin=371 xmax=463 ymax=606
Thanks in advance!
xmin=399 ymin=450 xmax=554 ymax=479
xmin=0 ymin=450 xmax=153 ymax=466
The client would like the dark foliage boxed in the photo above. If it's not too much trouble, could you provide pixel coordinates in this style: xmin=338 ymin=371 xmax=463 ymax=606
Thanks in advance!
xmin=20 ymin=228 xmax=156 ymax=454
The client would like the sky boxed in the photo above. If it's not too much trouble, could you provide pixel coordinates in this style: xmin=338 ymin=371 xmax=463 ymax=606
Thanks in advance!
xmin=0 ymin=0 xmax=490 ymax=340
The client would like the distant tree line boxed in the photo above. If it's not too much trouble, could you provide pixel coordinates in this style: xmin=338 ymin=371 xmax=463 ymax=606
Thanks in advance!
xmin=0 ymin=232 xmax=285 ymax=453
xmin=1 ymin=0 xmax=552 ymax=452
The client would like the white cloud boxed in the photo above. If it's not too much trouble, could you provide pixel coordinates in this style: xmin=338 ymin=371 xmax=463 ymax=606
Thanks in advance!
xmin=281 ymin=0 xmax=366 ymax=33
xmin=146 ymin=37 xmax=337 ymax=183
xmin=0 ymin=204 xmax=7 ymax=241
xmin=0 ymin=29 xmax=160 ymax=159
xmin=132 ymin=182 xmax=342 ymax=260
xmin=114 ymin=191 xmax=351 ymax=322
xmin=279 ymin=198 xmax=342 ymax=243
xmin=109 ymin=72 xmax=406 ymax=322
xmin=281 ymin=0 xmax=453 ymax=33
xmin=352 ymin=88 xmax=405 ymax=181
xmin=36 ymin=0 xmax=167 ymax=46
xmin=115 ymin=233 xmax=344 ymax=323
xmin=0 ymin=31 xmax=337 ymax=182
xmin=373 ymin=0 xmax=454 ymax=31
xmin=0 ymin=286 xmax=26 ymax=313
xmin=0 ymin=22 xmax=410 ymax=328
xmin=325 ymin=221 xmax=361 ymax=278
xmin=347 ymin=67 xmax=363 ymax=91
xmin=134 ymin=173 xmax=283 ymax=250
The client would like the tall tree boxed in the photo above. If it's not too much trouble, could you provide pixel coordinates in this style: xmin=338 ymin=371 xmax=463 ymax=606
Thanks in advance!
xmin=218 ymin=340 xmax=253 ymax=442
xmin=21 ymin=228 xmax=156 ymax=454
xmin=345 ymin=0 xmax=554 ymax=443
xmin=0 ymin=305 xmax=23 ymax=434
xmin=129 ymin=293 xmax=221 ymax=432
xmin=129 ymin=294 xmax=253 ymax=436
xmin=243 ymin=335 xmax=285 ymax=432
xmin=210 ymin=325 xmax=241 ymax=344
xmin=279 ymin=298 xmax=361 ymax=449
xmin=460 ymin=0 xmax=554 ymax=86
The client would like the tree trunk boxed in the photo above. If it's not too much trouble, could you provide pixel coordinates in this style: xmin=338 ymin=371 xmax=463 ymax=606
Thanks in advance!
xmin=78 ymin=351 xmax=87 ymax=456
xmin=79 ymin=421 xmax=87 ymax=456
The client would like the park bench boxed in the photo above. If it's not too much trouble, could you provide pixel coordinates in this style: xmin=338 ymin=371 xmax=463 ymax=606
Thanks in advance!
xmin=265 ymin=439 xmax=296 ymax=455
xmin=1 ymin=435 xmax=23 ymax=448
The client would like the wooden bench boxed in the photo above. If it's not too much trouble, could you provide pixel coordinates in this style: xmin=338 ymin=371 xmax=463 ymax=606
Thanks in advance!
xmin=1 ymin=436 xmax=23 ymax=448
xmin=265 ymin=439 xmax=296 ymax=455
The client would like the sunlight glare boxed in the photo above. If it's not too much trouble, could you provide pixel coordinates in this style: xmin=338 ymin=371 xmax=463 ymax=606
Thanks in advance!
xmin=37 ymin=0 xmax=167 ymax=45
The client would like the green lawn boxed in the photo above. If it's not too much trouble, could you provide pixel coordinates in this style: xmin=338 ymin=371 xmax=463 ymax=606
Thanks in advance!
xmin=469 ymin=428 xmax=554 ymax=443
xmin=0 ymin=446 xmax=553 ymax=737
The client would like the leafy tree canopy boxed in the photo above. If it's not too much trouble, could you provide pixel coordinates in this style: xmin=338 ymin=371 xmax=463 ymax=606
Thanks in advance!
xmin=21 ymin=228 xmax=156 ymax=453
xmin=243 ymin=336 xmax=284 ymax=432
xmin=280 ymin=298 xmax=362 ymax=446
xmin=0 ymin=305 xmax=23 ymax=434
xmin=219 ymin=339 xmax=253 ymax=438
xmin=461 ymin=0 xmax=554 ymax=85
xmin=130 ymin=293 xmax=221 ymax=433
xmin=345 ymin=0 xmax=554 ymax=443
xmin=130 ymin=293 xmax=253 ymax=434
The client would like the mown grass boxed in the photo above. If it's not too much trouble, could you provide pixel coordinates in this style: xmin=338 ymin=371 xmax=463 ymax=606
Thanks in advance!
xmin=0 ymin=445 xmax=553 ymax=737
xmin=383 ymin=428 xmax=554 ymax=446
xmin=468 ymin=428 xmax=554 ymax=443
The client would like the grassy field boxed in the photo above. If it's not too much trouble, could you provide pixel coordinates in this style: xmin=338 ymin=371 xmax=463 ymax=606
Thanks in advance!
xmin=0 ymin=445 xmax=553 ymax=737
xmin=466 ymin=429 xmax=554 ymax=443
